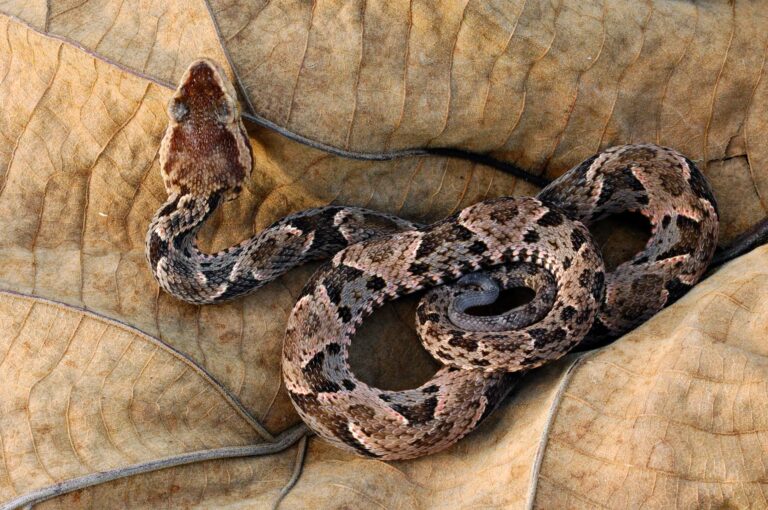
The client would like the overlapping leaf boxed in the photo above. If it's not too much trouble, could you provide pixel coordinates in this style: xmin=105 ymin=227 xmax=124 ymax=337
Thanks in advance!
xmin=0 ymin=2 xmax=766 ymax=508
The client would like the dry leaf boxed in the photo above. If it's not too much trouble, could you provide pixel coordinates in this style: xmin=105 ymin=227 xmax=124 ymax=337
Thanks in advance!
xmin=0 ymin=2 xmax=766 ymax=508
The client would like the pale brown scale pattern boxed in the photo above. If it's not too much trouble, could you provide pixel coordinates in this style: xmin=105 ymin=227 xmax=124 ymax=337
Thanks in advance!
xmin=404 ymin=201 xmax=605 ymax=373
xmin=282 ymin=196 xmax=603 ymax=459
xmin=537 ymin=144 xmax=719 ymax=344
xmin=146 ymin=60 xmax=719 ymax=460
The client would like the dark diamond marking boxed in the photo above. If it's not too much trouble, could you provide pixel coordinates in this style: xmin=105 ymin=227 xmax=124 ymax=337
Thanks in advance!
xmin=578 ymin=268 xmax=593 ymax=289
xmin=147 ymin=232 xmax=167 ymax=267
xmin=571 ymin=229 xmax=588 ymax=251
xmin=528 ymin=327 xmax=566 ymax=349
xmin=408 ymin=261 xmax=430 ymax=276
xmin=537 ymin=209 xmax=564 ymax=227
xmin=596 ymin=167 xmax=648 ymax=207
xmin=523 ymin=229 xmax=540 ymax=243
xmin=337 ymin=306 xmax=352 ymax=323
xmin=302 ymin=351 xmax=341 ymax=393
xmin=665 ymin=278 xmax=693 ymax=304
xmin=592 ymin=271 xmax=605 ymax=300
xmin=656 ymin=215 xmax=701 ymax=260
xmin=336 ymin=266 xmax=365 ymax=296
xmin=366 ymin=275 xmax=387 ymax=292
xmin=468 ymin=239 xmax=489 ymax=255
xmin=448 ymin=333 xmax=479 ymax=352
xmin=685 ymin=158 xmax=719 ymax=215
xmin=391 ymin=397 xmax=438 ymax=425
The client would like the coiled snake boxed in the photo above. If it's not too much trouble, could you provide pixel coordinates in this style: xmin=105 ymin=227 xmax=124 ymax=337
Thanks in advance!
xmin=146 ymin=60 xmax=719 ymax=460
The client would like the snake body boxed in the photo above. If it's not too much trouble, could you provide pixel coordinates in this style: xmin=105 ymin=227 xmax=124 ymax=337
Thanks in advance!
xmin=147 ymin=60 xmax=719 ymax=460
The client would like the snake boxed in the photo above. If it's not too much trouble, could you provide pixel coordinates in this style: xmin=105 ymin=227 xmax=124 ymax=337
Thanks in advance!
xmin=146 ymin=59 xmax=719 ymax=460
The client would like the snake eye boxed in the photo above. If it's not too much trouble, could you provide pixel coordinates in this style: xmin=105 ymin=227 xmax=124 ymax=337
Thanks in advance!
xmin=169 ymin=99 xmax=189 ymax=122
xmin=215 ymin=102 xmax=233 ymax=124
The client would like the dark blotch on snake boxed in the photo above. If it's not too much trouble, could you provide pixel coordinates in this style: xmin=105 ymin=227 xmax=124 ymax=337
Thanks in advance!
xmin=659 ymin=171 xmax=686 ymax=196
xmin=665 ymin=277 xmax=693 ymax=304
xmin=147 ymin=232 xmax=167 ymax=267
xmin=523 ymin=229 xmax=540 ymax=243
xmin=391 ymin=397 xmax=438 ymax=425
xmin=366 ymin=275 xmax=387 ymax=292
xmin=587 ymin=318 xmax=612 ymax=341
xmin=348 ymin=404 xmax=376 ymax=421
xmin=408 ymin=261 xmax=430 ymax=277
xmin=290 ymin=391 xmax=379 ymax=456
xmin=157 ymin=195 xmax=182 ymax=218
xmin=528 ymin=327 xmax=567 ymax=349
xmin=488 ymin=201 xmax=519 ymax=223
xmin=448 ymin=333 xmax=479 ymax=352
xmin=216 ymin=273 xmax=260 ymax=300
xmin=685 ymin=157 xmax=719 ymax=215
xmin=570 ymin=229 xmax=587 ymax=251
xmin=291 ymin=208 xmax=348 ymax=248
xmin=468 ymin=239 xmax=489 ymax=255
xmin=560 ymin=305 xmax=576 ymax=321
xmin=596 ymin=167 xmax=648 ymax=207
xmin=477 ymin=373 xmax=518 ymax=422
xmin=537 ymin=209 xmax=564 ymax=227
xmin=415 ymin=223 xmax=474 ymax=259
xmin=336 ymin=306 xmax=352 ymax=323
xmin=416 ymin=305 xmax=428 ymax=323
xmin=657 ymin=215 xmax=701 ymax=260
xmin=323 ymin=266 xmax=365 ymax=305
xmin=416 ymin=306 xmax=440 ymax=323
xmin=592 ymin=271 xmax=605 ymax=300
xmin=302 ymin=350 xmax=342 ymax=393
xmin=578 ymin=268 xmax=593 ymax=289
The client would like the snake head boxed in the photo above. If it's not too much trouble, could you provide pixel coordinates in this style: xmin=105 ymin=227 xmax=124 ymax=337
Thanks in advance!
xmin=159 ymin=59 xmax=252 ymax=201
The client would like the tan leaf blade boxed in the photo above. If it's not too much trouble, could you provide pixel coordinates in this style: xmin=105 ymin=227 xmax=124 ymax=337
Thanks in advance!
xmin=0 ymin=11 xmax=530 ymax=434
xmin=0 ymin=2 xmax=767 ymax=509
xmin=0 ymin=290 xmax=305 ymax=508
xmin=275 ymin=247 xmax=768 ymax=509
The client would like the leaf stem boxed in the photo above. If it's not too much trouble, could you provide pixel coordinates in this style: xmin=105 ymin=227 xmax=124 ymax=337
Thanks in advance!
xmin=271 ymin=434 xmax=308 ymax=509
xmin=0 ymin=425 xmax=310 ymax=510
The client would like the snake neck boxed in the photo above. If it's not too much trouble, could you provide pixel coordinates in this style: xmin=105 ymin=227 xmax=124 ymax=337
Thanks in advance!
xmin=146 ymin=192 xmax=255 ymax=304
xmin=146 ymin=194 xmax=422 ymax=305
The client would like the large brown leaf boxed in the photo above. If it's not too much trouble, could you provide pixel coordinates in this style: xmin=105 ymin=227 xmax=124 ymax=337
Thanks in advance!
xmin=0 ymin=3 xmax=766 ymax=508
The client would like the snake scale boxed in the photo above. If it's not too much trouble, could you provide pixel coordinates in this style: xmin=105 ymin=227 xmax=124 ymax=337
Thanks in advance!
xmin=146 ymin=59 xmax=719 ymax=460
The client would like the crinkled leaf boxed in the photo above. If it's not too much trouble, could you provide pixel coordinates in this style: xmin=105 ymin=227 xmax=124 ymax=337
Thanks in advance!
xmin=0 ymin=3 xmax=767 ymax=508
